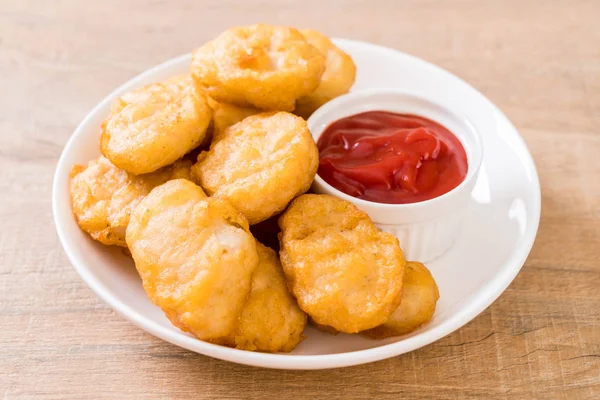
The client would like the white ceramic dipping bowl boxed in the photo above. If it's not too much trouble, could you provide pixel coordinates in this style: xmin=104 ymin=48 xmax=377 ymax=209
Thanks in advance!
xmin=307 ymin=89 xmax=483 ymax=262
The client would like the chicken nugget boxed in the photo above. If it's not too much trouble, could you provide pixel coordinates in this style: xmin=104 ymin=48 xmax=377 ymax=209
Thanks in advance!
xmin=233 ymin=242 xmax=307 ymax=352
xmin=191 ymin=112 xmax=319 ymax=225
xmin=310 ymin=318 xmax=339 ymax=335
xmin=70 ymin=156 xmax=191 ymax=247
xmin=126 ymin=179 xmax=259 ymax=343
xmin=191 ymin=24 xmax=325 ymax=111
xmin=294 ymin=29 xmax=356 ymax=118
xmin=207 ymin=97 xmax=260 ymax=143
xmin=101 ymin=74 xmax=212 ymax=175
xmin=365 ymin=261 xmax=439 ymax=338
xmin=278 ymin=194 xmax=406 ymax=333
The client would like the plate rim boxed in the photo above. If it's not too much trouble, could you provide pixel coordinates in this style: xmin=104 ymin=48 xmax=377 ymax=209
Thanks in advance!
xmin=52 ymin=38 xmax=541 ymax=370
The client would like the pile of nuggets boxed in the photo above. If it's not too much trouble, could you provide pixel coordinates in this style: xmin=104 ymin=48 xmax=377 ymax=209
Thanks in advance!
xmin=70 ymin=24 xmax=439 ymax=353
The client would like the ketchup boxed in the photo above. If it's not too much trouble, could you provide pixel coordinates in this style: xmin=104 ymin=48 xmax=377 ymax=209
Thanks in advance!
xmin=317 ymin=111 xmax=468 ymax=204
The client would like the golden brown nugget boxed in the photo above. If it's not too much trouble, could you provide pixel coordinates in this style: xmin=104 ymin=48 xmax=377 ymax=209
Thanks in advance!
xmin=294 ymin=29 xmax=356 ymax=118
xmin=310 ymin=318 xmax=339 ymax=336
xmin=191 ymin=24 xmax=325 ymax=111
xmin=191 ymin=112 xmax=319 ymax=225
xmin=365 ymin=261 xmax=439 ymax=338
xmin=101 ymin=74 xmax=212 ymax=175
xmin=126 ymin=179 xmax=259 ymax=343
xmin=70 ymin=156 xmax=191 ymax=247
xmin=207 ymin=97 xmax=260 ymax=143
xmin=233 ymin=243 xmax=307 ymax=352
xmin=278 ymin=194 xmax=406 ymax=333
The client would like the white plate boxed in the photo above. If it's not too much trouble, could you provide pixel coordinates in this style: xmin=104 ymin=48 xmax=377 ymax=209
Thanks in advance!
xmin=53 ymin=39 xmax=541 ymax=370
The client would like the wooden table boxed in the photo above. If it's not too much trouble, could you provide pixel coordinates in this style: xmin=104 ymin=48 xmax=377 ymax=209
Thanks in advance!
xmin=1 ymin=0 xmax=599 ymax=398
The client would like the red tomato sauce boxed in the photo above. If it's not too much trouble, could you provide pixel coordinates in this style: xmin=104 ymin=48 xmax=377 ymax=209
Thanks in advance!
xmin=317 ymin=111 xmax=468 ymax=204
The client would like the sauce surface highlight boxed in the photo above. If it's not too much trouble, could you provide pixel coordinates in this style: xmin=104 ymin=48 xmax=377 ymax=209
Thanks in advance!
xmin=317 ymin=111 xmax=468 ymax=204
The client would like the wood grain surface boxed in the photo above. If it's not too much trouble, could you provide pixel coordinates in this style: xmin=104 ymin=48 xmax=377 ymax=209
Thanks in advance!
xmin=1 ymin=0 xmax=599 ymax=398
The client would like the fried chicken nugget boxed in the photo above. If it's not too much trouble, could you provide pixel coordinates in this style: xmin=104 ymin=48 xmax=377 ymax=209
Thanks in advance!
xmin=191 ymin=112 xmax=319 ymax=225
xmin=207 ymin=97 xmax=260 ymax=143
xmin=126 ymin=179 xmax=259 ymax=343
xmin=310 ymin=318 xmax=339 ymax=335
xmin=278 ymin=194 xmax=406 ymax=333
xmin=294 ymin=29 xmax=356 ymax=119
xmin=191 ymin=24 xmax=325 ymax=111
xmin=233 ymin=242 xmax=307 ymax=352
xmin=365 ymin=261 xmax=439 ymax=338
xmin=101 ymin=74 xmax=212 ymax=175
xmin=70 ymin=156 xmax=191 ymax=247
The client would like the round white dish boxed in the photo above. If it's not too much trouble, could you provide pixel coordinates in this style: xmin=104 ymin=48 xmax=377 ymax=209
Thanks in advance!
xmin=52 ymin=39 xmax=541 ymax=370
xmin=307 ymin=89 xmax=484 ymax=262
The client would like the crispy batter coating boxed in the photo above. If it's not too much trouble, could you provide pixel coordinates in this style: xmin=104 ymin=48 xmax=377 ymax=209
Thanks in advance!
xmin=100 ymin=75 xmax=212 ymax=175
xmin=310 ymin=318 xmax=339 ymax=335
xmin=191 ymin=112 xmax=319 ymax=225
xmin=207 ymin=97 xmax=260 ymax=143
xmin=278 ymin=194 xmax=406 ymax=333
xmin=294 ymin=29 xmax=356 ymax=118
xmin=365 ymin=261 xmax=439 ymax=338
xmin=126 ymin=179 xmax=259 ymax=343
xmin=233 ymin=242 xmax=307 ymax=352
xmin=191 ymin=24 xmax=325 ymax=111
xmin=70 ymin=156 xmax=191 ymax=247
